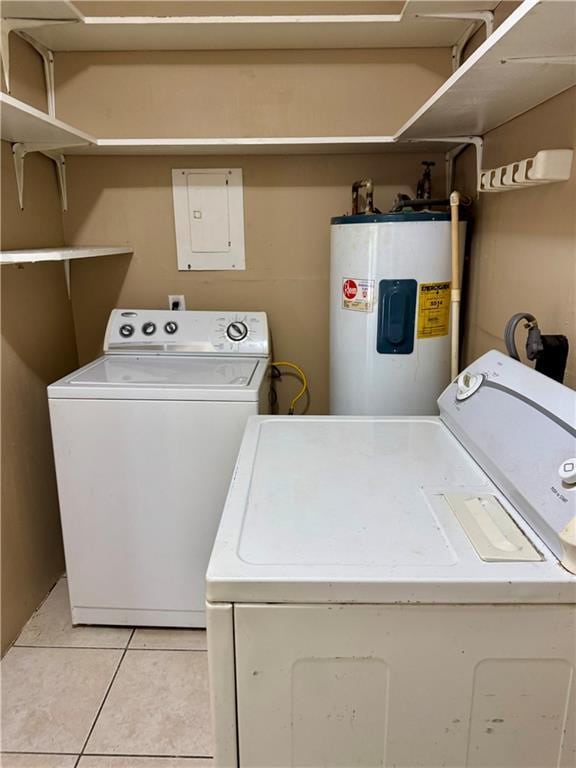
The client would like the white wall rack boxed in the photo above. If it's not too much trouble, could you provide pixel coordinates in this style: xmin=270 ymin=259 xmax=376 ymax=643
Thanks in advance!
xmin=398 ymin=0 xmax=576 ymax=140
xmin=0 ymin=246 xmax=133 ymax=297
xmin=1 ymin=1 xmax=574 ymax=203
xmin=65 ymin=136 xmax=403 ymax=156
xmin=479 ymin=149 xmax=574 ymax=192
xmin=6 ymin=1 xmax=497 ymax=53
xmin=0 ymin=92 xmax=95 ymax=210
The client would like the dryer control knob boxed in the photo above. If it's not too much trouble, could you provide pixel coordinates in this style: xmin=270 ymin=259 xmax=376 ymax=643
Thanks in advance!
xmin=559 ymin=459 xmax=576 ymax=486
xmin=456 ymin=371 xmax=484 ymax=401
xmin=142 ymin=322 xmax=156 ymax=336
xmin=164 ymin=321 xmax=178 ymax=335
xmin=119 ymin=323 xmax=134 ymax=338
xmin=226 ymin=321 xmax=248 ymax=342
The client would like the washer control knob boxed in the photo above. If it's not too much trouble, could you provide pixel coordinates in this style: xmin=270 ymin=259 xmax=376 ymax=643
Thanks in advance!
xmin=559 ymin=459 xmax=576 ymax=486
xmin=226 ymin=321 xmax=248 ymax=342
xmin=119 ymin=323 xmax=134 ymax=338
xmin=142 ymin=322 xmax=156 ymax=336
xmin=164 ymin=321 xmax=178 ymax=335
xmin=456 ymin=371 xmax=484 ymax=401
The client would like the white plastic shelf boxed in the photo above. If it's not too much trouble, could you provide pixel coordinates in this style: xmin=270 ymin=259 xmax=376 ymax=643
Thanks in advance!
xmin=65 ymin=136 xmax=405 ymax=156
xmin=397 ymin=0 xmax=576 ymax=139
xmin=0 ymin=92 xmax=95 ymax=147
xmin=16 ymin=1 xmax=498 ymax=52
xmin=0 ymin=246 xmax=132 ymax=265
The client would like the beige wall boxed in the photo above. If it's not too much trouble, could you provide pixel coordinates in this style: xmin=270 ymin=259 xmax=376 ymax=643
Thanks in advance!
xmin=63 ymin=151 xmax=445 ymax=414
xmin=54 ymin=48 xmax=450 ymax=138
xmin=458 ymin=87 xmax=576 ymax=387
xmin=56 ymin=47 xmax=450 ymax=413
xmin=1 ymin=38 xmax=77 ymax=655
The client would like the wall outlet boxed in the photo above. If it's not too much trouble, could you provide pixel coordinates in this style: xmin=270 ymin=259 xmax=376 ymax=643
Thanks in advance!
xmin=168 ymin=295 xmax=186 ymax=311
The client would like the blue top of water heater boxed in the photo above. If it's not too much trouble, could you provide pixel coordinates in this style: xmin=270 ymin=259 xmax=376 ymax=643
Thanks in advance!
xmin=331 ymin=211 xmax=452 ymax=225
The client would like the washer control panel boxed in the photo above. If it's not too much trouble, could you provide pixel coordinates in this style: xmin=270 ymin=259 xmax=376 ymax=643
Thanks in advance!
xmin=104 ymin=309 xmax=269 ymax=356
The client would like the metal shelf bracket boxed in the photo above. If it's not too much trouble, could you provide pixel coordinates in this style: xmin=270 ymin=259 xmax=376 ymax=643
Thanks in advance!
xmin=12 ymin=142 xmax=69 ymax=211
xmin=0 ymin=18 xmax=72 ymax=112
xmin=63 ymin=259 xmax=71 ymax=298
xmin=414 ymin=11 xmax=494 ymax=71
xmin=399 ymin=136 xmax=484 ymax=197
xmin=16 ymin=30 xmax=56 ymax=116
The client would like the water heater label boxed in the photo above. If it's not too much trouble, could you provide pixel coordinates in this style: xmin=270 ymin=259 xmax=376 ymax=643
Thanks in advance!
xmin=417 ymin=281 xmax=451 ymax=338
xmin=342 ymin=278 xmax=375 ymax=312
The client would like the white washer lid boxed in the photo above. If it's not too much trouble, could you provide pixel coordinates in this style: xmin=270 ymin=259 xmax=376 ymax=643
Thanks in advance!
xmin=206 ymin=416 xmax=576 ymax=604
xmin=48 ymin=355 xmax=267 ymax=402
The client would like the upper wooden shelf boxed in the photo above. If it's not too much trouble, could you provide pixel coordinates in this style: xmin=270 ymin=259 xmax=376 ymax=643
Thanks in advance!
xmin=64 ymin=137 xmax=467 ymax=156
xmin=0 ymin=93 xmax=457 ymax=156
xmin=5 ymin=0 xmax=498 ymax=51
xmin=0 ymin=246 xmax=133 ymax=266
xmin=1 ymin=2 xmax=574 ymax=158
xmin=397 ymin=0 xmax=576 ymax=139
xmin=0 ymin=92 xmax=95 ymax=147
xmin=65 ymin=136 xmax=400 ymax=156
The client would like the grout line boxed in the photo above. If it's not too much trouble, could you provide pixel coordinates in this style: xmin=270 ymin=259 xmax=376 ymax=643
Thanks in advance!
xmin=1 ymin=752 xmax=79 ymax=756
xmin=125 ymin=647 xmax=208 ymax=653
xmin=0 ymin=751 xmax=214 ymax=759
xmin=74 ymin=752 xmax=213 ymax=759
xmin=12 ymin=644 xmax=207 ymax=652
xmin=77 ymin=628 xmax=136 ymax=759
xmin=13 ymin=644 xmax=133 ymax=651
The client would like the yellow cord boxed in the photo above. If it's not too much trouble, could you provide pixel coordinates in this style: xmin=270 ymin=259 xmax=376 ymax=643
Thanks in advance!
xmin=271 ymin=361 xmax=308 ymax=415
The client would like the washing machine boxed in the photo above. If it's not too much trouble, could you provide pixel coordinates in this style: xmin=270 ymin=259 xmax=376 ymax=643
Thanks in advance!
xmin=206 ymin=351 xmax=576 ymax=767
xmin=48 ymin=309 xmax=269 ymax=628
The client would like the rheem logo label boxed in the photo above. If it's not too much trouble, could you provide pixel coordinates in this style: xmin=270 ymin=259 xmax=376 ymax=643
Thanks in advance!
xmin=343 ymin=279 xmax=358 ymax=300
xmin=342 ymin=278 xmax=374 ymax=312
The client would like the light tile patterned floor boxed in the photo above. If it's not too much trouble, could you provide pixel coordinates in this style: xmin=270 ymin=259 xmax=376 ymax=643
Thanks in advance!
xmin=1 ymin=578 xmax=213 ymax=767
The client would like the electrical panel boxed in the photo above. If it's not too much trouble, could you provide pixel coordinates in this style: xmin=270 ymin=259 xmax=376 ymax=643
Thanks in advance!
xmin=172 ymin=167 xmax=246 ymax=271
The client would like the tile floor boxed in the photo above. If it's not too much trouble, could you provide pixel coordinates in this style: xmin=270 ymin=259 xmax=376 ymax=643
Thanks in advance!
xmin=1 ymin=578 xmax=213 ymax=767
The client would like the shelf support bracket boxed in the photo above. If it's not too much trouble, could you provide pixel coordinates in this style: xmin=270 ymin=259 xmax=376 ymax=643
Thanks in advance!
xmin=41 ymin=151 xmax=68 ymax=211
xmin=398 ymin=136 xmax=484 ymax=197
xmin=445 ymin=143 xmax=469 ymax=198
xmin=16 ymin=30 xmax=56 ymax=116
xmin=414 ymin=11 xmax=494 ymax=71
xmin=12 ymin=142 xmax=70 ymax=211
xmin=0 ymin=18 xmax=73 ymax=110
xmin=63 ymin=259 xmax=71 ymax=299
xmin=12 ymin=142 xmax=26 ymax=210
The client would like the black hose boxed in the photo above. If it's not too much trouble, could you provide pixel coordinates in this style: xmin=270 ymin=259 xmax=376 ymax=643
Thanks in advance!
xmin=504 ymin=313 xmax=538 ymax=360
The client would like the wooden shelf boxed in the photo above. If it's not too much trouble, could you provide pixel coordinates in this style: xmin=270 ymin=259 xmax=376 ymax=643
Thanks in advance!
xmin=66 ymin=136 xmax=403 ymax=156
xmin=0 ymin=93 xmax=95 ymax=147
xmin=63 ymin=136 xmax=464 ymax=156
xmin=0 ymin=246 xmax=132 ymax=266
xmin=397 ymin=0 xmax=576 ymax=139
xmin=17 ymin=1 xmax=498 ymax=52
xmin=1 ymin=1 xmax=573 ymax=168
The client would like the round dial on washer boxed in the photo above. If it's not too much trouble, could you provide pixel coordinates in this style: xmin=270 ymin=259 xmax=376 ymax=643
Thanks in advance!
xmin=164 ymin=321 xmax=178 ymax=335
xmin=226 ymin=321 xmax=248 ymax=342
xmin=119 ymin=323 xmax=134 ymax=338
xmin=559 ymin=459 xmax=576 ymax=486
xmin=142 ymin=322 xmax=157 ymax=336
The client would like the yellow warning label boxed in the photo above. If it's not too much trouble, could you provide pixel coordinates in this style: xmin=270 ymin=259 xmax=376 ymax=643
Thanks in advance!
xmin=417 ymin=281 xmax=451 ymax=338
